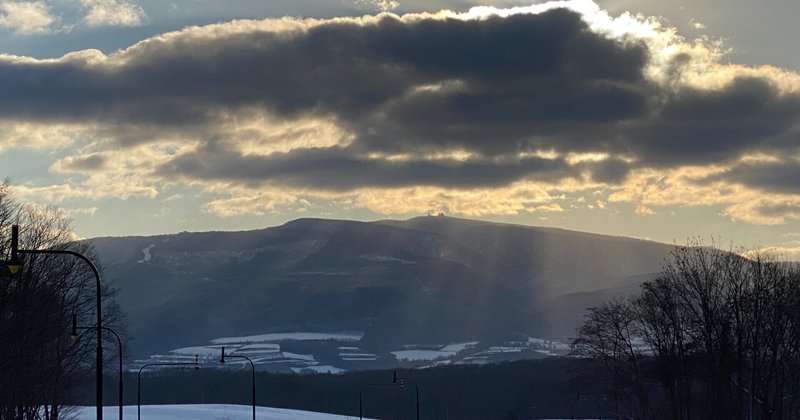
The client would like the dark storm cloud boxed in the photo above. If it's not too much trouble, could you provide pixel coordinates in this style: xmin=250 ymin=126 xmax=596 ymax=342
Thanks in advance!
xmin=1 ymin=6 xmax=800 ymax=192
xmin=156 ymin=145 xmax=575 ymax=190
xmin=629 ymin=77 xmax=800 ymax=166
xmin=0 ymin=9 xmax=647 ymax=124
xmin=700 ymin=161 xmax=800 ymax=195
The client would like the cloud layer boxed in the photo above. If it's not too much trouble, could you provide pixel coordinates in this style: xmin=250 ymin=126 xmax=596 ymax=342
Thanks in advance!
xmin=0 ymin=0 xmax=146 ymax=34
xmin=0 ymin=1 xmax=57 ymax=34
xmin=1 ymin=0 xmax=799 ymax=225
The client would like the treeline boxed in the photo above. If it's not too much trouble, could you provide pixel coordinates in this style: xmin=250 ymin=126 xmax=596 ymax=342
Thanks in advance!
xmin=574 ymin=242 xmax=800 ymax=419
xmin=67 ymin=359 xmax=615 ymax=419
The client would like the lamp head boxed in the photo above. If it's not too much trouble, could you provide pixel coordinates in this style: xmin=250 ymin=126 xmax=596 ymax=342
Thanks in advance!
xmin=6 ymin=225 xmax=21 ymax=275
xmin=7 ymin=262 xmax=20 ymax=275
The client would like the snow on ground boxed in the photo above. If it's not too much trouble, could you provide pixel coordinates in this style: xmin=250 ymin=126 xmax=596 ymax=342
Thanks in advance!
xmin=337 ymin=346 xmax=377 ymax=361
xmin=291 ymin=365 xmax=346 ymax=374
xmin=391 ymin=342 xmax=478 ymax=361
xmin=137 ymin=244 xmax=155 ymax=263
xmin=440 ymin=341 xmax=478 ymax=353
xmin=211 ymin=332 xmax=364 ymax=344
xmin=484 ymin=346 xmax=525 ymax=353
xmin=528 ymin=337 xmax=571 ymax=350
xmin=240 ymin=343 xmax=281 ymax=350
xmin=72 ymin=404 xmax=359 ymax=419
xmin=239 ymin=349 xmax=282 ymax=355
xmin=171 ymin=346 xmax=221 ymax=356
xmin=391 ymin=350 xmax=454 ymax=361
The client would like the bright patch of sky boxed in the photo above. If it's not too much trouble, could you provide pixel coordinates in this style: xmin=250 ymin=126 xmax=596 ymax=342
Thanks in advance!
xmin=0 ymin=0 xmax=798 ymax=258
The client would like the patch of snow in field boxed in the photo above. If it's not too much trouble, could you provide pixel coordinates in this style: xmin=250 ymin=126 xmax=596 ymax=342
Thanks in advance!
xmin=137 ymin=244 xmax=155 ymax=263
xmin=391 ymin=350 xmax=454 ymax=361
xmin=171 ymin=346 xmax=220 ymax=356
xmin=291 ymin=365 xmax=346 ymax=374
xmin=240 ymin=343 xmax=281 ymax=350
xmin=257 ymin=359 xmax=312 ymax=365
xmin=440 ymin=341 xmax=478 ymax=353
xmin=72 ymin=404 xmax=359 ymax=419
xmin=337 ymin=346 xmax=376 ymax=360
xmin=250 ymin=354 xmax=285 ymax=363
xmin=282 ymin=352 xmax=316 ymax=362
xmin=528 ymin=337 xmax=571 ymax=350
xmin=212 ymin=332 xmax=363 ymax=344
xmin=239 ymin=349 xmax=281 ymax=355
xmin=484 ymin=346 xmax=524 ymax=353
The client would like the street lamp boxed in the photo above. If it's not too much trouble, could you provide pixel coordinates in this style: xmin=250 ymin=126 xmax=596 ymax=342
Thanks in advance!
xmin=393 ymin=371 xmax=420 ymax=420
xmin=220 ymin=346 xmax=256 ymax=420
xmin=7 ymin=224 xmax=106 ymax=420
xmin=0 ymin=224 xmax=21 ymax=274
xmin=137 ymin=357 xmax=200 ymax=420
xmin=72 ymin=314 xmax=124 ymax=420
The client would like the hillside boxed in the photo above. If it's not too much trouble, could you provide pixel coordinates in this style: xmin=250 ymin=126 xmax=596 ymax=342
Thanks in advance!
xmin=90 ymin=216 xmax=675 ymax=366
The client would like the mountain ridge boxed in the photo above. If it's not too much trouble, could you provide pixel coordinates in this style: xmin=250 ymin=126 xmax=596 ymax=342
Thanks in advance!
xmin=88 ymin=216 xmax=675 ymax=363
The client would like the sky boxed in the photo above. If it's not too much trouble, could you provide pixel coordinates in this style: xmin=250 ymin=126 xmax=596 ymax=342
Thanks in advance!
xmin=0 ymin=0 xmax=799 ymax=257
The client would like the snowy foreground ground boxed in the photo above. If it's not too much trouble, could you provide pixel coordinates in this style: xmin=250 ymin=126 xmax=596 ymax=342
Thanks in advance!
xmin=72 ymin=404 xmax=580 ymax=419
xmin=71 ymin=404 xmax=362 ymax=419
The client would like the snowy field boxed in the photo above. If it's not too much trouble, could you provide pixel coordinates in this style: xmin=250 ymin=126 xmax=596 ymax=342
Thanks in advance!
xmin=71 ymin=404 xmax=594 ymax=419
xmin=211 ymin=332 xmax=364 ymax=344
xmin=72 ymin=404 xmax=361 ymax=419
xmin=133 ymin=333 xmax=570 ymax=374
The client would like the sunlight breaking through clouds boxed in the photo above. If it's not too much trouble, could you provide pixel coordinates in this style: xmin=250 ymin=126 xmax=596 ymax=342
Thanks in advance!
xmin=0 ymin=0 xmax=798 ymax=229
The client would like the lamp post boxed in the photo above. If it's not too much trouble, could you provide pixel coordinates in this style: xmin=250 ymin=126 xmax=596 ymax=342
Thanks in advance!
xmin=137 ymin=357 xmax=200 ymax=420
xmin=0 ymin=224 xmax=20 ymax=273
xmin=220 ymin=346 xmax=256 ymax=420
xmin=72 ymin=314 xmax=124 ymax=420
xmin=7 ymin=225 xmax=105 ymax=420
xmin=393 ymin=371 xmax=420 ymax=420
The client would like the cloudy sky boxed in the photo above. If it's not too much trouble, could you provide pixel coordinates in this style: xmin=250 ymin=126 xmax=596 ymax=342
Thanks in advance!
xmin=1 ymin=0 xmax=799 ymax=257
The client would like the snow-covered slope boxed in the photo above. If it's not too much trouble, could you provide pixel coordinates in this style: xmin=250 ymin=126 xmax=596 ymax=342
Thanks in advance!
xmin=71 ymin=404 xmax=360 ymax=419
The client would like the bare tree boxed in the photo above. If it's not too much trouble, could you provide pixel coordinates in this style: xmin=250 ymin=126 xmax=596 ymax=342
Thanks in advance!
xmin=573 ymin=241 xmax=800 ymax=419
xmin=0 ymin=181 xmax=126 ymax=419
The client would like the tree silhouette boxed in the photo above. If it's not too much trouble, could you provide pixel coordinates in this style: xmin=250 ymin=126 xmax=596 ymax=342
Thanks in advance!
xmin=0 ymin=181 xmax=126 ymax=419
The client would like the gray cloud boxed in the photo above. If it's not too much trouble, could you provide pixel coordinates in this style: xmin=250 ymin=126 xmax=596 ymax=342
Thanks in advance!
xmin=1 ymin=5 xmax=799 ymax=194
xmin=701 ymin=161 xmax=800 ymax=195
xmin=630 ymin=77 xmax=800 ymax=166
xmin=55 ymin=153 xmax=109 ymax=171
xmin=156 ymin=144 xmax=576 ymax=190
